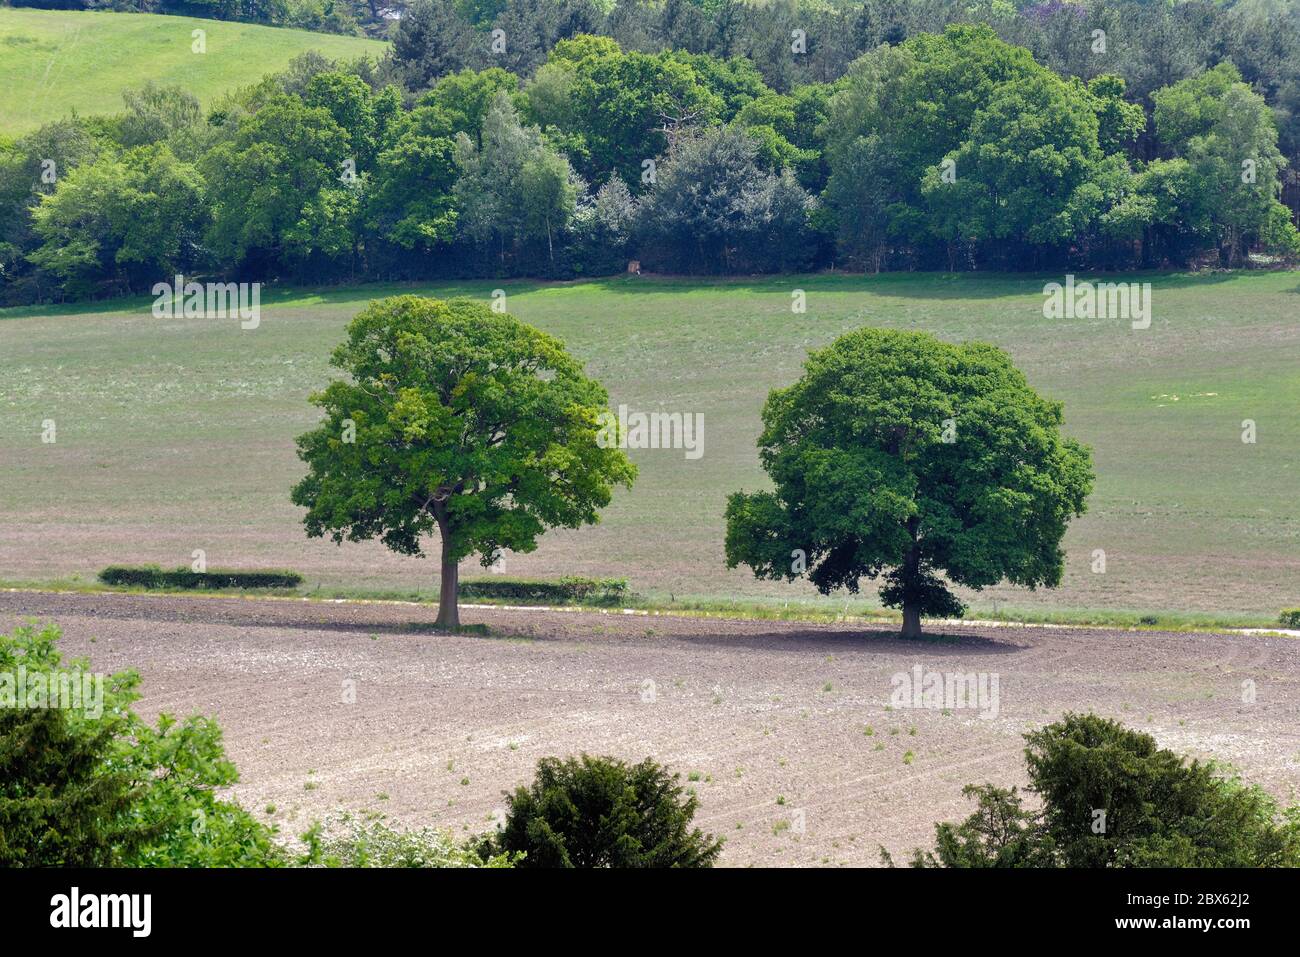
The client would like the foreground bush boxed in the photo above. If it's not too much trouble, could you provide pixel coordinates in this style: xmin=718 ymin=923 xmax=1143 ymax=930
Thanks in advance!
xmin=98 ymin=565 xmax=304 ymax=590
xmin=893 ymin=713 xmax=1300 ymax=868
xmin=1279 ymin=609 xmax=1300 ymax=628
xmin=300 ymin=813 xmax=515 ymax=868
xmin=458 ymin=576 xmax=629 ymax=605
xmin=482 ymin=755 xmax=723 ymax=868
xmin=0 ymin=623 xmax=284 ymax=867
xmin=2 ymin=623 xmax=509 ymax=868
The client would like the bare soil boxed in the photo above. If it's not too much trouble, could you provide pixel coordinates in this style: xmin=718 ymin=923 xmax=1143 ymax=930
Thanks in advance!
xmin=4 ymin=590 xmax=1298 ymax=867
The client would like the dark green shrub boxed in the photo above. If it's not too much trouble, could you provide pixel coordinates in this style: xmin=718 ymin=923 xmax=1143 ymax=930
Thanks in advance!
xmin=1279 ymin=609 xmax=1300 ymax=628
xmin=97 ymin=565 xmax=166 ymax=588
xmin=485 ymin=754 xmax=723 ymax=868
xmin=458 ymin=576 xmax=629 ymax=605
xmin=0 ymin=622 xmax=284 ymax=867
xmin=900 ymin=713 xmax=1300 ymax=868
xmin=887 ymin=784 xmax=1057 ymax=868
xmin=0 ymin=695 xmax=158 ymax=866
xmin=1027 ymin=712 xmax=1299 ymax=867
xmin=98 ymin=565 xmax=303 ymax=590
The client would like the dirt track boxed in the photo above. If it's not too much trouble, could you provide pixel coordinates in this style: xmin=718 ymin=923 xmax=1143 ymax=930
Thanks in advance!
xmin=4 ymin=590 xmax=1298 ymax=867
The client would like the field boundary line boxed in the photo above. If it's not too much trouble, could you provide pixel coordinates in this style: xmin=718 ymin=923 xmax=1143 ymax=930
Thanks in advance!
xmin=2 ymin=586 xmax=1294 ymax=640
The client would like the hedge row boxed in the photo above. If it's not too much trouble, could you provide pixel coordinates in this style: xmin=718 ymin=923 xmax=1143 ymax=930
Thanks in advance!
xmin=1280 ymin=609 xmax=1300 ymax=628
xmin=458 ymin=577 xmax=629 ymax=605
xmin=98 ymin=565 xmax=304 ymax=590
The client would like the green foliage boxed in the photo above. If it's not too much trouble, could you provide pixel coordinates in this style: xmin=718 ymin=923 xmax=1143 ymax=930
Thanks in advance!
xmin=453 ymin=93 xmax=583 ymax=274
xmin=421 ymin=68 xmax=522 ymax=146
xmin=305 ymin=71 xmax=381 ymax=167
xmin=824 ymin=24 xmax=1151 ymax=267
xmin=1151 ymin=63 xmax=1300 ymax=264
xmin=0 ymin=118 xmax=102 ymax=303
xmin=566 ymin=175 xmax=637 ymax=275
xmin=1279 ymin=609 xmax=1300 ymax=628
xmin=0 ymin=622 xmax=284 ymax=867
xmin=6 ymin=4 xmax=1300 ymax=297
xmin=365 ymin=102 xmax=461 ymax=253
xmin=891 ymin=784 xmax=1057 ymax=868
xmin=0 ymin=629 xmax=155 ymax=866
xmin=1086 ymin=74 xmax=1145 ymax=156
xmin=634 ymin=124 xmax=814 ymax=274
xmin=201 ymin=94 xmax=357 ymax=272
xmin=485 ymin=754 xmax=723 ymax=867
xmin=904 ymin=713 xmax=1300 ymax=868
xmin=666 ymin=50 xmax=770 ymax=120
xmin=458 ymin=576 xmax=628 ymax=604
xmin=117 ymin=83 xmax=204 ymax=150
xmin=825 ymin=25 xmax=1041 ymax=226
xmin=27 ymin=144 xmax=205 ymax=298
xmin=733 ymin=89 xmax=824 ymax=187
xmin=1027 ymin=712 xmax=1300 ymax=867
xmin=456 ymin=0 xmax=508 ymax=29
xmin=922 ymin=71 xmax=1105 ymax=249
xmin=539 ymin=36 xmax=724 ymax=187
xmin=725 ymin=327 xmax=1093 ymax=634
xmin=299 ymin=812 xmax=516 ymax=867
xmin=391 ymin=0 xmax=479 ymax=89
xmin=878 ymin=567 xmax=967 ymax=621
xmin=486 ymin=0 xmax=605 ymax=77
xmin=291 ymin=295 xmax=635 ymax=625
xmin=97 ymin=565 xmax=304 ymax=590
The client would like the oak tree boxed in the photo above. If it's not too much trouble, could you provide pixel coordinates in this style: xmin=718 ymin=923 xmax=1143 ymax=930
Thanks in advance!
xmin=724 ymin=328 xmax=1093 ymax=638
xmin=292 ymin=295 xmax=635 ymax=628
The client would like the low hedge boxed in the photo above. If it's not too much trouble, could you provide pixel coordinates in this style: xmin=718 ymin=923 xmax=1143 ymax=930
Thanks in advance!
xmin=458 ymin=576 xmax=629 ymax=605
xmin=1280 ymin=609 xmax=1300 ymax=628
xmin=98 ymin=565 xmax=304 ymax=590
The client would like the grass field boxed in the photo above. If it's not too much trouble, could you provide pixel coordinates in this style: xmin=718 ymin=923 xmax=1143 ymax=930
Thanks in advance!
xmin=0 ymin=8 xmax=387 ymax=135
xmin=1 ymin=271 xmax=1298 ymax=620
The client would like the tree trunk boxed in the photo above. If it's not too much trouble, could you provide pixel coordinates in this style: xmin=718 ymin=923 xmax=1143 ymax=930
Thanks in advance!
xmin=900 ymin=525 xmax=922 ymax=639
xmin=434 ymin=510 xmax=459 ymax=630
xmin=901 ymin=601 xmax=922 ymax=640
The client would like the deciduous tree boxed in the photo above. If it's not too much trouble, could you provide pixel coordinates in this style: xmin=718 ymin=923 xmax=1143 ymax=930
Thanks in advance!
xmin=725 ymin=328 xmax=1093 ymax=638
xmin=292 ymin=295 xmax=635 ymax=629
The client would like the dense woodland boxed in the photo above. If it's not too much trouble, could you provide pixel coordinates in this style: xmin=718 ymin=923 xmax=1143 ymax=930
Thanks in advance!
xmin=2 ymin=0 xmax=1299 ymax=302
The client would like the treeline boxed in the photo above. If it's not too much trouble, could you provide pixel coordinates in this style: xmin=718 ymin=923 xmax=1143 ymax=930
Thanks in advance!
xmin=20 ymin=0 xmax=1300 ymax=121
xmin=19 ymin=0 xmax=1300 ymax=148
xmin=2 ymin=8 xmax=1299 ymax=303
xmin=9 ymin=0 xmax=397 ymax=37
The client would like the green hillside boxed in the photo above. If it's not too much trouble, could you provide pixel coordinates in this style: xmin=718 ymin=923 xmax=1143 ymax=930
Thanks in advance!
xmin=0 ymin=8 xmax=387 ymax=135
xmin=2 ymin=271 xmax=1297 ymax=621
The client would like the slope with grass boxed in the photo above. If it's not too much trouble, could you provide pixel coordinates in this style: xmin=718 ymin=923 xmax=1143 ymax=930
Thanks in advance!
xmin=1 ymin=271 xmax=1297 ymax=620
xmin=0 ymin=8 xmax=387 ymax=136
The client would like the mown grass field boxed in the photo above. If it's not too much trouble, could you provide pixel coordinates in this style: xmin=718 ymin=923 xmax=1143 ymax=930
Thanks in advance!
xmin=0 ymin=8 xmax=387 ymax=135
xmin=1 ymin=271 xmax=1297 ymax=620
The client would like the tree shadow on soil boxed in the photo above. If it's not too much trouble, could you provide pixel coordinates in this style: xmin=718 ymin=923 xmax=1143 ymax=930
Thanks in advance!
xmin=661 ymin=626 xmax=1028 ymax=658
